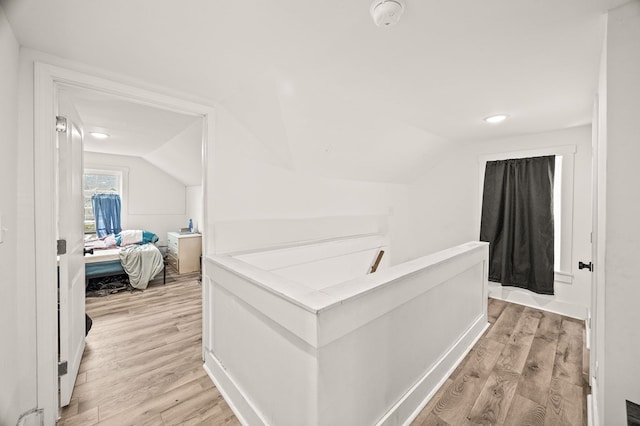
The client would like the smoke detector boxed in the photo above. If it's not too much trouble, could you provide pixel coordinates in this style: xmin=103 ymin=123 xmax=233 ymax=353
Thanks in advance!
xmin=370 ymin=0 xmax=405 ymax=27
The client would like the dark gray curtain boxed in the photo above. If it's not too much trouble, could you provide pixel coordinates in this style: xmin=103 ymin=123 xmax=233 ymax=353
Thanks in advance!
xmin=480 ymin=156 xmax=555 ymax=295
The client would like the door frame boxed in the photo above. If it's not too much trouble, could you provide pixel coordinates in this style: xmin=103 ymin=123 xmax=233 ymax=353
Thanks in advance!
xmin=34 ymin=62 xmax=216 ymax=424
xmin=591 ymin=85 xmax=608 ymax=425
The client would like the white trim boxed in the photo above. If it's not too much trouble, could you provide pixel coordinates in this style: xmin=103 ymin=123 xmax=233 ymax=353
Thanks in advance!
xmin=488 ymin=282 xmax=588 ymax=319
xmin=201 ymin=108 xmax=214 ymax=361
xmin=383 ymin=317 xmax=489 ymax=426
xmin=477 ymin=144 xmax=577 ymax=164
xmin=585 ymin=315 xmax=591 ymax=350
xmin=83 ymin=166 xmax=127 ymax=175
xmin=34 ymin=62 xmax=215 ymax=424
xmin=207 ymin=242 xmax=488 ymax=344
xmin=204 ymin=351 xmax=267 ymax=426
xmin=34 ymin=62 xmax=59 ymax=426
xmin=555 ymin=270 xmax=573 ymax=284
xmin=592 ymin=33 xmax=607 ymax=424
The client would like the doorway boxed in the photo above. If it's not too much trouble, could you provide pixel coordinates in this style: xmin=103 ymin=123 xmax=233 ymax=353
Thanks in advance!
xmin=34 ymin=62 xmax=215 ymax=425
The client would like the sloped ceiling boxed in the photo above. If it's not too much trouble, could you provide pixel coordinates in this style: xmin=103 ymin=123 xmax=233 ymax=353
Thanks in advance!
xmin=2 ymin=0 xmax=626 ymax=183
xmin=60 ymin=86 xmax=202 ymax=186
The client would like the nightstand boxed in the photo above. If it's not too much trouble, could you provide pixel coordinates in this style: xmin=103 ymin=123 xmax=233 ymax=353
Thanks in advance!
xmin=166 ymin=232 xmax=202 ymax=274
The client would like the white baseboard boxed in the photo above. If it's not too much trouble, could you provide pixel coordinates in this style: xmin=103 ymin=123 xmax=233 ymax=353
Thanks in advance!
xmin=378 ymin=315 xmax=490 ymax=426
xmin=488 ymin=283 xmax=587 ymax=319
xmin=203 ymin=351 xmax=265 ymax=426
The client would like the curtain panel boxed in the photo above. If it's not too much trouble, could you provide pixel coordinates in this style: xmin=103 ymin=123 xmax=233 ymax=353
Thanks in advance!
xmin=480 ymin=155 xmax=555 ymax=295
xmin=92 ymin=193 xmax=122 ymax=238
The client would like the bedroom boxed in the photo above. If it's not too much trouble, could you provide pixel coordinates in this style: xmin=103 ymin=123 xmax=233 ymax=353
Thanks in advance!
xmin=1 ymin=0 xmax=639 ymax=425
xmin=62 ymin=86 xmax=205 ymax=293
xmin=48 ymin=84 xmax=209 ymax=420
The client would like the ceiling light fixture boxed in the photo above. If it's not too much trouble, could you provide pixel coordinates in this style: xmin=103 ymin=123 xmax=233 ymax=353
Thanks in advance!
xmin=484 ymin=114 xmax=509 ymax=124
xmin=89 ymin=131 xmax=110 ymax=139
xmin=370 ymin=0 xmax=405 ymax=27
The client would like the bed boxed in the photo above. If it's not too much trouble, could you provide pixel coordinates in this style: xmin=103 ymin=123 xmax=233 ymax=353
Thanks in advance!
xmin=84 ymin=231 xmax=166 ymax=289
xmin=85 ymin=248 xmax=124 ymax=280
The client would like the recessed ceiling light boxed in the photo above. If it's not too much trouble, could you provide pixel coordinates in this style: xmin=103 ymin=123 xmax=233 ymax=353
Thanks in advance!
xmin=89 ymin=132 xmax=110 ymax=139
xmin=484 ymin=114 xmax=509 ymax=124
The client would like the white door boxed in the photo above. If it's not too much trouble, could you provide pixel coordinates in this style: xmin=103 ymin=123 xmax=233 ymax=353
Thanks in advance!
xmin=57 ymin=91 xmax=86 ymax=408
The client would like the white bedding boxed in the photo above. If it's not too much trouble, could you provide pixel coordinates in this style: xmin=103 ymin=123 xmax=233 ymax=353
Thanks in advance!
xmin=84 ymin=248 xmax=120 ymax=264
xmin=119 ymin=244 xmax=164 ymax=289
xmin=84 ymin=234 xmax=117 ymax=250
xmin=120 ymin=229 xmax=143 ymax=246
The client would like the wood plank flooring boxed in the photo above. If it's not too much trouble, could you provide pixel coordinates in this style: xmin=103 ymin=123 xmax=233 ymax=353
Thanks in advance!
xmin=57 ymin=269 xmax=239 ymax=426
xmin=59 ymin=278 xmax=588 ymax=425
xmin=412 ymin=298 xmax=589 ymax=426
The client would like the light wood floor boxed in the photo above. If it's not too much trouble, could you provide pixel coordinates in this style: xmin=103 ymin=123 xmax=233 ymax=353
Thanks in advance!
xmin=59 ymin=275 xmax=588 ymax=426
xmin=58 ymin=269 xmax=239 ymax=426
xmin=412 ymin=298 xmax=589 ymax=426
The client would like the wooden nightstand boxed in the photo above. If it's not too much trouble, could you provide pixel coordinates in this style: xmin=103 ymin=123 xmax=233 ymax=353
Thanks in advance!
xmin=166 ymin=232 xmax=202 ymax=274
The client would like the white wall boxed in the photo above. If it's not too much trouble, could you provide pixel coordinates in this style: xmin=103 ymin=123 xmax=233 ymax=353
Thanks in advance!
xmin=11 ymin=47 xmax=216 ymax=425
xmin=144 ymin=119 xmax=202 ymax=187
xmin=209 ymin=107 xmax=412 ymax=264
xmin=186 ymin=185 xmax=203 ymax=233
xmin=604 ymin=2 xmax=640 ymax=424
xmin=408 ymin=126 xmax=593 ymax=318
xmin=0 ymin=8 xmax=35 ymax=426
xmin=85 ymin=152 xmax=188 ymax=245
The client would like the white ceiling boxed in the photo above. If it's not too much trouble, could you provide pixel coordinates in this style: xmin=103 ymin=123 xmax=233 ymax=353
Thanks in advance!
xmin=1 ymin=0 xmax=625 ymax=183
xmin=59 ymin=86 xmax=203 ymax=186
xmin=60 ymin=86 xmax=200 ymax=157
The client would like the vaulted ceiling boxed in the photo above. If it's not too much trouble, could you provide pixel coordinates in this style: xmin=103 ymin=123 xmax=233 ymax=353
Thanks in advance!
xmin=1 ymin=0 xmax=625 ymax=183
xmin=59 ymin=86 xmax=203 ymax=186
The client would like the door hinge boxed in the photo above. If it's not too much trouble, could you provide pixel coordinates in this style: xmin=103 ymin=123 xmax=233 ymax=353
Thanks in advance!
xmin=58 ymin=360 xmax=68 ymax=377
xmin=55 ymin=116 xmax=67 ymax=133
xmin=57 ymin=239 xmax=67 ymax=255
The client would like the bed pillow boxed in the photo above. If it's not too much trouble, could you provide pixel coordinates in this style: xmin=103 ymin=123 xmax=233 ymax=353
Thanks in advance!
xmin=142 ymin=230 xmax=159 ymax=244
xmin=115 ymin=230 xmax=159 ymax=246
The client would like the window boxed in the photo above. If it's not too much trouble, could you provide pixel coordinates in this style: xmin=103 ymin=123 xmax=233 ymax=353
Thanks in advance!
xmin=83 ymin=169 xmax=122 ymax=234
xmin=480 ymin=155 xmax=556 ymax=294
xmin=553 ymin=156 xmax=562 ymax=271
xmin=479 ymin=145 xmax=576 ymax=284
